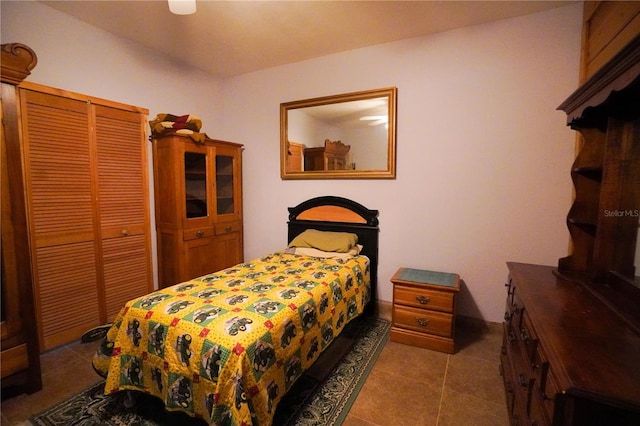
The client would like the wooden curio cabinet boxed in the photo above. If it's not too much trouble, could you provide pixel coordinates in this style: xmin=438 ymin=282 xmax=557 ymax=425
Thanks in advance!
xmin=152 ymin=134 xmax=244 ymax=288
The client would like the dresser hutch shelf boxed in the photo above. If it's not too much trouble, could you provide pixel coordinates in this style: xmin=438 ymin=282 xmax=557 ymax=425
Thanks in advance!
xmin=500 ymin=31 xmax=640 ymax=426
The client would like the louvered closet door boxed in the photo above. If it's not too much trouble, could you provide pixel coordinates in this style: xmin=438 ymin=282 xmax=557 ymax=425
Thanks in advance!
xmin=20 ymin=90 xmax=101 ymax=350
xmin=94 ymin=105 xmax=152 ymax=320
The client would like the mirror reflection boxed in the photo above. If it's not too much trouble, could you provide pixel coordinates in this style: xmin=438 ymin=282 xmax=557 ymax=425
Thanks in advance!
xmin=281 ymin=87 xmax=397 ymax=179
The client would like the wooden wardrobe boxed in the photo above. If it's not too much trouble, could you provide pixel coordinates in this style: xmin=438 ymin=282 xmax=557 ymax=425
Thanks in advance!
xmin=1 ymin=43 xmax=42 ymax=398
xmin=3 ymin=46 xmax=154 ymax=352
xmin=152 ymin=134 xmax=243 ymax=288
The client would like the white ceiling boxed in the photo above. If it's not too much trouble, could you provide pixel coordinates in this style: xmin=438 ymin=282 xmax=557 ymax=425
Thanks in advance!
xmin=42 ymin=0 xmax=574 ymax=78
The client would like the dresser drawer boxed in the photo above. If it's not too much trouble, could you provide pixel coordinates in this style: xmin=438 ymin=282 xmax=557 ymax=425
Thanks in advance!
xmin=530 ymin=390 xmax=551 ymax=426
xmin=214 ymin=221 xmax=241 ymax=235
xmin=394 ymin=284 xmax=454 ymax=313
xmin=541 ymin=365 xmax=559 ymax=421
xmin=183 ymin=226 xmax=214 ymax=241
xmin=518 ymin=310 xmax=538 ymax=365
xmin=533 ymin=343 xmax=549 ymax=395
xmin=393 ymin=304 xmax=453 ymax=337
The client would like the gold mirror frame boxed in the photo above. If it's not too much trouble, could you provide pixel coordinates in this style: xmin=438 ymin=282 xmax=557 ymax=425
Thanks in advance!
xmin=280 ymin=87 xmax=397 ymax=179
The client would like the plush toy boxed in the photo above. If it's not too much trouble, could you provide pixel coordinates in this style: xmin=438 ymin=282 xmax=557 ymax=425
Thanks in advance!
xmin=149 ymin=113 xmax=205 ymax=142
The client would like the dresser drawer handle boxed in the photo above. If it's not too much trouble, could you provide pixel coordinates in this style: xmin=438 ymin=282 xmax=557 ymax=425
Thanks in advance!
xmin=416 ymin=295 xmax=430 ymax=305
xmin=121 ymin=229 xmax=129 ymax=236
xmin=225 ymin=226 xmax=232 ymax=233
xmin=518 ymin=374 xmax=529 ymax=389
xmin=505 ymin=282 xmax=514 ymax=295
xmin=415 ymin=318 xmax=429 ymax=327
xmin=196 ymin=230 xmax=205 ymax=238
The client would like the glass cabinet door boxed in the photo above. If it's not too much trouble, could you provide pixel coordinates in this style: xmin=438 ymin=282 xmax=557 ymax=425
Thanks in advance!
xmin=184 ymin=152 xmax=208 ymax=218
xmin=215 ymin=154 xmax=235 ymax=215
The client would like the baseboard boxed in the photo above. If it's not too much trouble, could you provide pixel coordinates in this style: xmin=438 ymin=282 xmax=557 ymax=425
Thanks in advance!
xmin=455 ymin=314 xmax=502 ymax=334
xmin=375 ymin=299 xmax=392 ymax=322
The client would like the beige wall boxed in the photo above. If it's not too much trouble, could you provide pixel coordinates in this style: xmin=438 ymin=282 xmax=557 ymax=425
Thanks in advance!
xmin=221 ymin=3 xmax=583 ymax=322
xmin=1 ymin=1 xmax=584 ymax=322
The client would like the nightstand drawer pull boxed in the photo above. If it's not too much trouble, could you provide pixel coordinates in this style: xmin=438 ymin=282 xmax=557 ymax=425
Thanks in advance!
xmin=196 ymin=230 xmax=205 ymax=238
xmin=416 ymin=295 xmax=430 ymax=305
xmin=415 ymin=318 xmax=429 ymax=327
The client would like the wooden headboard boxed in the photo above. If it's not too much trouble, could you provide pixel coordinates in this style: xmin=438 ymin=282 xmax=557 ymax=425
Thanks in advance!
xmin=287 ymin=196 xmax=379 ymax=314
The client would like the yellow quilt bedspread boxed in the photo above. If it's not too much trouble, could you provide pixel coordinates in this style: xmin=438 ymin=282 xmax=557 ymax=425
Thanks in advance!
xmin=92 ymin=252 xmax=370 ymax=426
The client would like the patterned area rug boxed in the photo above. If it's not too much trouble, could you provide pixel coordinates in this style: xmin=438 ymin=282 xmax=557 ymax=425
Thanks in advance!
xmin=30 ymin=316 xmax=390 ymax=426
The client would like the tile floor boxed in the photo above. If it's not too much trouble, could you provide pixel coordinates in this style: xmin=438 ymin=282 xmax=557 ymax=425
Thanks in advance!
xmin=1 ymin=316 xmax=508 ymax=426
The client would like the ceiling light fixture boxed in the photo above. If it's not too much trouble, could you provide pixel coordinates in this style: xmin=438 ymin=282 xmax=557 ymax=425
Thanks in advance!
xmin=360 ymin=115 xmax=388 ymax=127
xmin=168 ymin=0 xmax=196 ymax=15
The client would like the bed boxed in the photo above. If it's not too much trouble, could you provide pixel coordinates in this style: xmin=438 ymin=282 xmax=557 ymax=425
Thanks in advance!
xmin=91 ymin=196 xmax=379 ymax=426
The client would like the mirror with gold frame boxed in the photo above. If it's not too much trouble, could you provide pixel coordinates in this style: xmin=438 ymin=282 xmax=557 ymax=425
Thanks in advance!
xmin=280 ymin=87 xmax=397 ymax=179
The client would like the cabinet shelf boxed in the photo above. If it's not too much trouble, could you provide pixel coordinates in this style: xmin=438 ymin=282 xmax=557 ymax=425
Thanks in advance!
xmin=186 ymin=171 xmax=206 ymax=178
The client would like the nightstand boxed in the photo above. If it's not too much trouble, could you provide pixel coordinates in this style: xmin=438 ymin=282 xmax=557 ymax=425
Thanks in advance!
xmin=390 ymin=267 xmax=460 ymax=353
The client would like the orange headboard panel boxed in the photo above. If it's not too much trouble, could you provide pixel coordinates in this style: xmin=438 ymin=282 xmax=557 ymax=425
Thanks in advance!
xmin=296 ymin=205 xmax=367 ymax=223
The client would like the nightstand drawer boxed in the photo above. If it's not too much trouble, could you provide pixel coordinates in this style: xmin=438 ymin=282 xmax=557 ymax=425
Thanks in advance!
xmin=394 ymin=284 xmax=454 ymax=313
xmin=393 ymin=304 xmax=453 ymax=337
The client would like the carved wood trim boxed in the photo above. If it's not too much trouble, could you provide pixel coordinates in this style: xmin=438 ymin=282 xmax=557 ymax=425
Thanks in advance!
xmin=1 ymin=43 xmax=38 ymax=85
xmin=558 ymin=33 xmax=640 ymax=126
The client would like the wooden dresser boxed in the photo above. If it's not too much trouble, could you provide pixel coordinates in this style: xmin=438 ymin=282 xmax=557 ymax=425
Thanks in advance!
xmin=152 ymin=134 xmax=244 ymax=288
xmin=390 ymin=267 xmax=460 ymax=353
xmin=500 ymin=26 xmax=640 ymax=426
xmin=502 ymin=263 xmax=640 ymax=426
xmin=304 ymin=139 xmax=350 ymax=171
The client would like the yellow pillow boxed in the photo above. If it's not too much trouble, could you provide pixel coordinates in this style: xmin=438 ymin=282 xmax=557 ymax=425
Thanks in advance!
xmin=288 ymin=229 xmax=358 ymax=253
xmin=287 ymin=245 xmax=363 ymax=259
